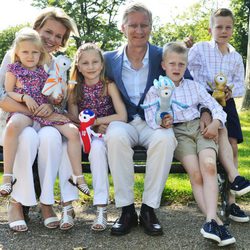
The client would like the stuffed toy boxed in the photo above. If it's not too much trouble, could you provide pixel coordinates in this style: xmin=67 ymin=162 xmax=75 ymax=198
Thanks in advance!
xmin=79 ymin=109 xmax=103 ymax=153
xmin=141 ymin=75 xmax=189 ymax=125
xmin=42 ymin=55 xmax=72 ymax=99
xmin=207 ymin=73 xmax=234 ymax=107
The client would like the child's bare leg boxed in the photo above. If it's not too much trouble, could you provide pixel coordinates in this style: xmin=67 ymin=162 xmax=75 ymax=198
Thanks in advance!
xmin=199 ymin=149 xmax=218 ymax=222
xmin=228 ymin=137 xmax=238 ymax=168
xmin=3 ymin=114 xmax=33 ymax=184
xmin=1 ymin=114 xmax=33 ymax=196
xmin=181 ymin=155 xmax=207 ymax=215
xmin=218 ymin=128 xmax=238 ymax=204
xmin=55 ymin=124 xmax=85 ymax=184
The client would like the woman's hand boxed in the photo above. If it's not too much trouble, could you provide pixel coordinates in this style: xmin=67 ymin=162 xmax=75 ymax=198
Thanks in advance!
xmin=33 ymin=103 xmax=54 ymax=117
xmin=46 ymin=113 xmax=71 ymax=123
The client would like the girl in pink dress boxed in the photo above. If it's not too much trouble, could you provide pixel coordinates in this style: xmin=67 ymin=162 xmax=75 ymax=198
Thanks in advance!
xmin=0 ymin=28 xmax=90 ymax=198
xmin=68 ymin=43 xmax=127 ymax=231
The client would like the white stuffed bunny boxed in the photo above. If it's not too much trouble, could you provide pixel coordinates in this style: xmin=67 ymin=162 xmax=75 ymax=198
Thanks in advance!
xmin=42 ymin=54 xmax=71 ymax=99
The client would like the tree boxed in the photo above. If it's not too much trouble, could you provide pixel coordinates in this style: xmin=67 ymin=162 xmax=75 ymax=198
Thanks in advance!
xmin=0 ymin=24 xmax=27 ymax=63
xmin=230 ymin=0 xmax=250 ymax=109
xmin=241 ymin=7 xmax=250 ymax=109
xmin=32 ymin=0 xmax=125 ymax=51
xmin=151 ymin=3 xmax=211 ymax=48
xmin=230 ymin=0 xmax=249 ymax=63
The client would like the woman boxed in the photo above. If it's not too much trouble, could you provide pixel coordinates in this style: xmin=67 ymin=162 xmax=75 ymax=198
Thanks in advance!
xmin=0 ymin=7 xmax=79 ymax=232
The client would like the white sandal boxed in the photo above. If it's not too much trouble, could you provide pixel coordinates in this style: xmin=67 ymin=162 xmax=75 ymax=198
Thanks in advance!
xmin=44 ymin=217 xmax=59 ymax=229
xmin=0 ymin=174 xmax=17 ymax=196
xmin=60 ymin=204 xmax=75 ymax=230
xmin=68 ymin=174 xmax=90 ymax=196
xmin=91 ymin=206 xmax=107 ymax=232
xmin=9 ymin=220 xmax=28 ymax=232
xmin=8 ymin=198 xmax=28 ymax=232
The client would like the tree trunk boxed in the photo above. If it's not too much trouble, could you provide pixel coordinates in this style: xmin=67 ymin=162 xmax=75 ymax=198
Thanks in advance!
xmin=241 ymin=14 xmax=250 ymax=110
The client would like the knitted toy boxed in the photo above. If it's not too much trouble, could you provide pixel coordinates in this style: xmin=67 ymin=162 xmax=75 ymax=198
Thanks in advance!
xmin=207 ymin=73 xmax=234 ymax=107
xmin=141 ymin=75 xmax=189 ymax=125
xmin=79 ymin=109 xmax=103 ymax=153
xmin=42 ymin=55 xmax=71 ymax=99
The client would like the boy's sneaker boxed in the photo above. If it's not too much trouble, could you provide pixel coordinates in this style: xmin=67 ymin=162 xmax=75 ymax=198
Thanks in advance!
xmin=218 ymin=225 xmax=236 ymax=247
xmin=200 ymin=219 xmax=221 ymax=243
xmin=229 ymin=203 xmax=250 ymax=223
xmin=230 ymin=176 xmax=250 ymax=196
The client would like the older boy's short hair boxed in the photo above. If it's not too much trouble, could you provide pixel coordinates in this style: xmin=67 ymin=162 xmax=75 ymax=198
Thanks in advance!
xmin=210 ymin=8 xmax=234 ymax=28
xmin=162 ymin=42 xmax=188 ymax=61
xmin=122 ymin=2 xmax=152 ymax=27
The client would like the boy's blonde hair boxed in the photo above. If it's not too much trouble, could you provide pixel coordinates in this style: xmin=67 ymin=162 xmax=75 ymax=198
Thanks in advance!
xmin=210 ymin=8 xmax=234 ymax=28
xmin=69 ymin=43 xmax=107 ymax=103
xmin=33 ymin=7 xmax=78 ymax=49
xmin=162 ymin=42 xmax=188 ymax=61
xmin=11 ymin=27 xmax=49 ymax=65
xmin=122 ymin=2 xmax=152 ymax=27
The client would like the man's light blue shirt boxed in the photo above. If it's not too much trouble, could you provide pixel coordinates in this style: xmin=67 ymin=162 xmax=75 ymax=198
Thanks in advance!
xmin=122 ymin=45 xmax=149 ymax=106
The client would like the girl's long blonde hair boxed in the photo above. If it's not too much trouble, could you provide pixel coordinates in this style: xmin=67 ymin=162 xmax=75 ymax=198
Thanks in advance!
xmin=69 ymin=43 xmax=108 ymax=104
xmin=10 ymin=27 xmax=49 ymax=65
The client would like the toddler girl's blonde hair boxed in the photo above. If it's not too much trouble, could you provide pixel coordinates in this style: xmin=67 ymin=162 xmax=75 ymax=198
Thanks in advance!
xmin=11 ymin=27 xmax=49 ymax=65
xmin=69 ymin=43 xmax=108 ymax=104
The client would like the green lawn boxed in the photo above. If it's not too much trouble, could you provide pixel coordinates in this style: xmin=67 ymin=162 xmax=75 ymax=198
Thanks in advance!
xmin=1 ymin=110 xmax=250 ymax=205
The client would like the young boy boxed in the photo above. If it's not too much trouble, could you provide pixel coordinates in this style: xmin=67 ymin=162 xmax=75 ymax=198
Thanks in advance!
xmin=188 ymin=8 xmax=250 ymax=222
xmin=143 ymin=42 xmax=235 ymax=246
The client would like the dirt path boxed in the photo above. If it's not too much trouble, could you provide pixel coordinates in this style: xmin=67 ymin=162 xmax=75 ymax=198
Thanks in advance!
xmin=0 ymin=201 xmax=249 ymax=250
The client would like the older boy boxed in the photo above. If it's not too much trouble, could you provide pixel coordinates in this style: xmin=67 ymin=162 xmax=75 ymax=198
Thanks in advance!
xmin=188 ymin=8 xmax=250 ymax=222
xmin=143 ymin=42 xmax=235 ymax=246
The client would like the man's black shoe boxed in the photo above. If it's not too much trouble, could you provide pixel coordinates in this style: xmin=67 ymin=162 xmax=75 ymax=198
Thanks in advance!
xmin=139 ymin=210 xmax=163 ymax=236
xmin=111 ymin=211 xmax=138 ymax=236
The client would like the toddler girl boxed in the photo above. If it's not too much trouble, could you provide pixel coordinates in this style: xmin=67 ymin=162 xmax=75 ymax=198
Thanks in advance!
xmin=0 ymin=28 xmax=89 ymax=197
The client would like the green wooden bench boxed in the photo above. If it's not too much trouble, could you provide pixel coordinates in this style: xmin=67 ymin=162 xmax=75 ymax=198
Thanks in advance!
xmin=0 ymin=145 xmax=230 ymax=221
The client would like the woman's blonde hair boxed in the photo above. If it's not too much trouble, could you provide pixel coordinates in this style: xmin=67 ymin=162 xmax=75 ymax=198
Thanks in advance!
xmin=69 ymin=43 xmax=107 ymax=104
xmin=10 ymin=27 xmax=49 ymax=65
xmin=33 ymin=7 xmax=78 ymax=49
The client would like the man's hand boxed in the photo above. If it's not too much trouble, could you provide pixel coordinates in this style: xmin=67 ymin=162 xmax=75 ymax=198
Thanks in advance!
xmin=184 ymin=35 xmax=194 ymax=48
xmin=200 ymin=110 xmax=212 ymax=134
xmin=202 ymin=120 xmax=220 ymax=143
xmin=161 ymin=114 xmax=173 ymax=129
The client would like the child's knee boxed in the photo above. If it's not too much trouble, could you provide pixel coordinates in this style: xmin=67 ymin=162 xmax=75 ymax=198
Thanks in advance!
xmin=203 ymin=157 xmax=217 ymax=175
xmin=190 ymin=171 xmax=203 ymax=186
xmin=5 ymin=121 xmax=20 ymax=136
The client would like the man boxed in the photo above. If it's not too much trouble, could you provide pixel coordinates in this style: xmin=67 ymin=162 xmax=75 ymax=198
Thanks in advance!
xmin=104 ymin=2 xmax=191 ymax=236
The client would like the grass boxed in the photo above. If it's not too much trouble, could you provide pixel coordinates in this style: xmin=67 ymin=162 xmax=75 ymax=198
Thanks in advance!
xmin=1 ymin=110 xmax=250 ymax=205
